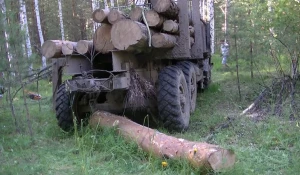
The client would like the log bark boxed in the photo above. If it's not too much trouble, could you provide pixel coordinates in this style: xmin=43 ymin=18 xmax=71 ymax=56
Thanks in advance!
xmin=151 ymin=33 xmax=177 ymax=48
xmin=129 ymin=6 xmax=143 ymax=22
xmin=163 ymin=20 xmax=179 ymax=34
xmin=144 ymin=10 xmax=166 ymax=28
xmin=93 ymin=24 xmax=115 ymax=53
xmin=108 ymin=9 xmax=128 ymax=24
xmin=111 ymin=19 xmax=150 ymax=52
xmin=89 ymin=111 xmax=236 ymax=172
xmin=76 ymin=40 xmax=93 ymax=55
xmin=41 ymin=40 xmax=63 ymax=58
xmin=62 ymin=41 xmax=77 ymax=55
xmin=150 ymin=0 xmax=179 ymax=18
xmin=92 ymin=8 xmax=110 ymax=23
xmin=189 ymin=26 xmax=195 ymax=37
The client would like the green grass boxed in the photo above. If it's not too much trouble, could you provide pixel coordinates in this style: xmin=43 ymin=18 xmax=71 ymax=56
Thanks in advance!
xmin=1 ymin=60 xmax=300 ymax=175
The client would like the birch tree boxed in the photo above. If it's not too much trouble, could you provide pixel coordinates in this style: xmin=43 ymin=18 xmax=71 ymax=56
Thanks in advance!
xmin=91 ymin=0 xmax=100 ymax=32
xmin=19 ymin=0 xmax=33 ymax=73
xmin=34 ymin=0 xmax=46 ymax=68
xmin=110 ymin=0 xmax=114 ymax=7
xmin=58 ymin=0 xmax=65 ymax=40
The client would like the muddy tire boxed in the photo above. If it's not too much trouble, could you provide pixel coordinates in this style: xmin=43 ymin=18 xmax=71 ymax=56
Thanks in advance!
xmin=157 ymin=66 xmax=191 ymax=132
xmin=177 ymin=61 xmax=197 ymax=113
xmin=55 ymin=83 xmax=73 ymax=131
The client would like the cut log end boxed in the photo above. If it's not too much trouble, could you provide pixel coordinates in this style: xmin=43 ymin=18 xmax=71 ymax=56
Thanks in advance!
xmin=108 ymin=9 xmax=127 ymax=25
xmin=129 ymin=6 xmax=143 ymax=22
xmin=145 ymin=10 xmax=165 ymax=28
xmin=62 ymin=41 xmax=76 ymax=55
xmin=151 ymin=33 xmax=177 ymax=48
xmin=111 ymin=20 xmax=149 ymax=51
xmin=208 ymin=149 xmax=236 ymax=172
xmin=92 ymin=8 xmax=110 ymax=23
xmin=41 ymin=40 xmax=63 ymax=59
xmin=76 ymin=40 xmax=93 ymax=55
xmin=150 ymin=0 xmax=179 ymax=18
xmin=93 ymin=24 xmax=115 ymax=53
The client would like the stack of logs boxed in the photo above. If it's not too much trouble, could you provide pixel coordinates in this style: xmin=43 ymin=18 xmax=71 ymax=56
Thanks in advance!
xmin=41 ymin=0 xmax=195 ymax=58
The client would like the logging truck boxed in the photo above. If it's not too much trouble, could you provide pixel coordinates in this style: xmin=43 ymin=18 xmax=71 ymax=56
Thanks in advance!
xmin=44 ymin=0 xmax=214 ymax=132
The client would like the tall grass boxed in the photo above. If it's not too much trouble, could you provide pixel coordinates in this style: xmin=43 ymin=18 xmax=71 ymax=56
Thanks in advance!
xmin=0 ymin=58 xmax=300 ymax=174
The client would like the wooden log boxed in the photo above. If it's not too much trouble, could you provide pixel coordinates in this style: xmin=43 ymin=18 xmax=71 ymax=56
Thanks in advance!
xmin=92 ymin=8 xmax=110 ymax=23
xmin=151 ymin=33 xmax=177 ymax=48
xmin=89 ymin=111 xmax=236 ymax=172
xmin=144 ymin=10 xmax=166 ymax=28
xmin=189 ymin=26 xmax=195 ymax=37
xmin=190 ymin=37 xmax=195 ymax=46
xmin=93 ymin=24 xmax=115 ymax=53
xmin=163 ymin=20 xmax=179 ymax=34
xmin=150 ymin=0 xmax=179 ymax=18
xmin=108 ymin=9 xmax=128 ymax=24
xmin=111 ymin=19 xmax=150 ymax=52
xmin=76 ymin=40 xmax=93 ymax=55
xmin=129 ymin=6 xmax=143 ymax=22
xmin=62 ymin=41 xmax=77 ymax=55
xmin=41 ymin=40 xmax=63 ymax=59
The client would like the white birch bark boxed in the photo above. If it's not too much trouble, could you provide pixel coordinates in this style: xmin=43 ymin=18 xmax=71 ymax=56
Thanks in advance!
xmin=92 ymin=0 xmax=100 ymax=32
xmin=0 ymin=0 xmax=12 ymax=69
xmin=103 ymin=0 xmax=109 ymax=9
xmin=19 ymin=0 xmax=33 ymax=73
xmin=135 ymin=0 xmax=145 ymax=5
xmin=58 ymin=0 xmax=65 ymax=40
xmin=34 ymin=0 xmax=46 ymax=68
xmin=110 ymin=0 xmax=114 ymax=7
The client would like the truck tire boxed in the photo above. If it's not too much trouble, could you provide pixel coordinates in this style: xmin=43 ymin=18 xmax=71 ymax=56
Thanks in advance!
xmin=55 ymin=83 xmax=73 ymax=131
xmin=177 ymin=61 xmax=197 ymax=113
xmin=157 ymin=66 xmax=191 ymax=132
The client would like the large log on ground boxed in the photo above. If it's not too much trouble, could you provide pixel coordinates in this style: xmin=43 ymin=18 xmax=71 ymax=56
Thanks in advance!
xmin=76 ymin=40 xmax=93 ymax=55
xmin=89 ymin=111 xmax=236 ymax=172
xmin=163 ymin=20 xmax=179 ymax=34
xmin=111 ymin=19 xmax=151 ymax=52
xmin=151 ymin=33 xmax=177 ymax=48
xmin=41 ymin=40 xmax=63 ymax=59
xmin=108 ymin=9 xmax=128 ymax=24
xmin=62 ymin=41 xmax=77 ymax=55
xmin=93 ymin=24 xmax=115 ymax=53
xmin=92 ymin=8 xmax=110 ymax=23
xmin=150 ymin=0 xmax=179 ymax=18
xmin=129 ymin=6 xmax=143 ymax=22
xmin=144 ymin=10 xmax=166 ymax=28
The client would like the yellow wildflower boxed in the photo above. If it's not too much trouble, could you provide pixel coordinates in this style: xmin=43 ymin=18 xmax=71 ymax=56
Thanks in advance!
xmin=161 ymin=161 xmax=168 ymax=168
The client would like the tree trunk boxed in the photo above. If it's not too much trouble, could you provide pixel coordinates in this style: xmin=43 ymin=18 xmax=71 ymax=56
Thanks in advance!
xmin=89 ymin=111 xmax=236 ymax=172
xmin=92 ymin=8 xmax=110 ymax=23
xmin=93 ymin=24 xmax=115 ymax=53
xmin=62 ymin=41 xmax=77 ymax=55
xmin=111 ymin=19 xmax=150 ymax=52
xmin=108 ymin=9 xmax=128 ymax=24
xmin=34 ymin=0 xmax=46 ymax=68
xmin=150 ymin=0 xmax=179 ymax=18
xmin=41 ymin=40 xmax=63 ymax=58
xmin=189 ymin=26 xmax=195 ymax=37
xmin=19 ymin=0 xmax=33 ymax=73
xmin=144 ymin=10 xmax=165 ymax=28
xmin=76 ymin=40 xmax=93 ymax=55
xmin=91 ymin=0 xmax=100 ymax=32
xmin=129 ymin=6 xmax=143 ymax=22
xmin=57 ymin=0 xmax=65 ymax=40
xmin=163 ymin=20 xmax=179 ymax=34
xmin=151 ymin=33 xmax=177 ymax=48
xmin=110 ymin=0 xmax=114 ymax=7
